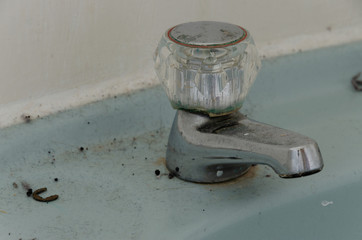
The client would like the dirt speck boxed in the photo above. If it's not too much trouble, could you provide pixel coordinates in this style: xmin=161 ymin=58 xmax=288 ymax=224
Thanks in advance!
xmin=12 ymin=182 xmax=18 ymax=189
xmin=26 ymin=189 xmax=33 ymax=197
xmin=21 ymin=114 xmax=32 ymax=123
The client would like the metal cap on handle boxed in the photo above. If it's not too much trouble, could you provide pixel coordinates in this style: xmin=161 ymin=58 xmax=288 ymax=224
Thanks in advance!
xmin=154 ymin=21 xmax=261 ymax=116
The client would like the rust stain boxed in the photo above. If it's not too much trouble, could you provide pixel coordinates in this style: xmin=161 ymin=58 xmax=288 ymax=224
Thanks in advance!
xmin=154 ymin=157 xmax=166 ymax=166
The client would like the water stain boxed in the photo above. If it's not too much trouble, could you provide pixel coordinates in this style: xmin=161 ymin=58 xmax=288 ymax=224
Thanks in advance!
xmin=154 ymin=157 xmax=166 ymax=166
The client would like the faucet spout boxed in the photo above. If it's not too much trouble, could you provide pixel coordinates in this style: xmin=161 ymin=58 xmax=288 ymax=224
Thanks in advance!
xmin=166 ymin=110 xmax=324 ymax=183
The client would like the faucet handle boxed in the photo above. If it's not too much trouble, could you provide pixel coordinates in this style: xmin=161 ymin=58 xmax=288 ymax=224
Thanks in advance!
xmin=154 ymin=21 xmax=261 ymax=116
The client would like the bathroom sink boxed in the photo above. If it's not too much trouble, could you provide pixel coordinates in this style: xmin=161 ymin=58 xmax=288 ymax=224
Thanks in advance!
xmin=0 ymin=41 xmax=361 ymax=240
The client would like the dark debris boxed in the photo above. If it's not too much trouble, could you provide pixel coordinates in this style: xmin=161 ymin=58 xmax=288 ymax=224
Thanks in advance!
xmin=26 ymin=189 xmax=33 ymax=197
xmin=352 ymin=72 xmax=362 ymax=91
xmin=22 ymin=115 xmax=32 ymax=123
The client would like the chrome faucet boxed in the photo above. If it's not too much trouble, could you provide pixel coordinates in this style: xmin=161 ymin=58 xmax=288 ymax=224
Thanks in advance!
xmin=154 ymin=21 xmax=323 ymax=183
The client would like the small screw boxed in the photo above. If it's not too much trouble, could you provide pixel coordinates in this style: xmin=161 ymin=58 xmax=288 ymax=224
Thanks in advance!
xmin=32 ymin=187 xmax=58 ymax=202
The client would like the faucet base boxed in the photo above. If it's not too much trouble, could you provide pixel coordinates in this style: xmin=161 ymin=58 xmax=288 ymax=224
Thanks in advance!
xmin=165 ymin=110 xmax=323 ymax=183
xmin=166 ymin=158 xmax=252 ymax=183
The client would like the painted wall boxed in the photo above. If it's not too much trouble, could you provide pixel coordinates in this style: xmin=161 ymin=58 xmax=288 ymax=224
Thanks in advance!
xmin=0 ymin=0 xmax=362 ymax=127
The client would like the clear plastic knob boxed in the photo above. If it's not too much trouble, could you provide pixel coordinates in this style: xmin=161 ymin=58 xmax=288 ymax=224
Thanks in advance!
xmin=154 ymin=21 xmax=261 ymax=116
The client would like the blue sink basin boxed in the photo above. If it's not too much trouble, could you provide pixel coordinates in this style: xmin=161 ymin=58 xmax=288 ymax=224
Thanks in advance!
xmin=0 ymin=41 xmax=361 ymax=240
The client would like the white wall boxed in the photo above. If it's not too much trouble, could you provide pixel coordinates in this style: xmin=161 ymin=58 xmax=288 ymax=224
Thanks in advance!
xmin=0 ymin=0 xmax=362 ymax=127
